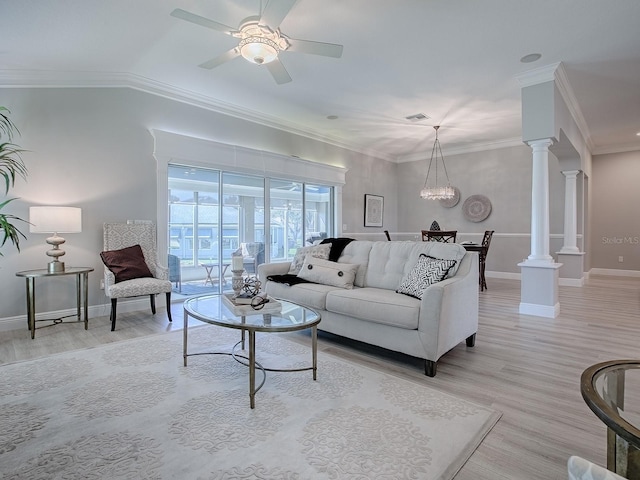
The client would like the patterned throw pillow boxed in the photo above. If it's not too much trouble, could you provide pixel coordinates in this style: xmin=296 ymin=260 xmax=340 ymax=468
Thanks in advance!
xmin=396 ymin=254 xmax=457 ymax=299
xmin=288 ymin=243 xmax=332 ymax=275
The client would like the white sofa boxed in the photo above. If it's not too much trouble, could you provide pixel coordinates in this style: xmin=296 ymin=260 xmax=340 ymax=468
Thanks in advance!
xmin=258 ymin=240 xmax=479 ymax=376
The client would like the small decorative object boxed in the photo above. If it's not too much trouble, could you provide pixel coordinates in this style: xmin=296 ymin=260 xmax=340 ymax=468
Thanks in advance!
xmin=430 ymin=220 xmax=441 ymax=231
xmin=419 ymin=126 xmax=455 ymax=200
xmin=439 ymin=186 xmax=461 ymax=208
xmin=231 ymin=252 xmax=245 ymax=296
xmin=29 ymin=206 xmax=82 ymax=273
xmin=462 ymin=194 xmax=492 ymax=222
xmin=364 ymin=194 xmax=384 ymax=227
xmin=242 ymin=276 xmax=261 ymax=297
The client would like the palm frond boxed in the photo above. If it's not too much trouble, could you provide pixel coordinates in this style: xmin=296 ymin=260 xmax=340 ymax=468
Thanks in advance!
xmin=0 ymin=198 xmax=28 ymax=256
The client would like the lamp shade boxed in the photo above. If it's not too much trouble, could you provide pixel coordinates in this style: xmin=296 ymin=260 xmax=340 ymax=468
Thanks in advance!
xmin=29 ymin=206 xmax=82 ymax=234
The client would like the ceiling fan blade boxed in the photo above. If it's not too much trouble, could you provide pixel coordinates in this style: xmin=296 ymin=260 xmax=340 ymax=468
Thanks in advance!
xmin=259 ymin=0 xmax=298 ymax=29
xmin=287 ymin=38 xmax=343 ymax=58
xmin=198 ymin=48 xmax=240 ymax=69
xmin=170 ymin=8 xmax=236 ymax=36
xmin=266 ymin=59 xmax=292 ymax=84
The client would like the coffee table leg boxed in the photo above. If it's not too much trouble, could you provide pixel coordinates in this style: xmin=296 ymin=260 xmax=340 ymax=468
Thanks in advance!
xmin=249 ymin=330 xmax=256 ymax=409
xmin=183 ymin=310 xmax=189 ymax=367
xmin=312 ymin=325 xmax=318 ymax=380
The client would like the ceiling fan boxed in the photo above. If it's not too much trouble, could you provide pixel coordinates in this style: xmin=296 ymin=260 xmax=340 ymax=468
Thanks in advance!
xmin=170 ymin=0 xmax=343 ymax=85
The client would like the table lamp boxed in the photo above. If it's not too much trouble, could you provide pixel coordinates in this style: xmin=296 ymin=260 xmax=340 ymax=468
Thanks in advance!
xmin=29 ymin=206 xmax=82 ymax=273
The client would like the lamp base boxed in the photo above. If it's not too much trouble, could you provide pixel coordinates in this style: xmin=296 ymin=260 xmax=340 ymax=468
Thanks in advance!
xmin=48 ymin=261 xmax=65 ymax=274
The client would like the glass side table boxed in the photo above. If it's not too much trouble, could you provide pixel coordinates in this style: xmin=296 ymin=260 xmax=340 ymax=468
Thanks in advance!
xmin=581 ymin=360 xmax=640 ymax=478
xmin=16 ymin=267 xmax=94 ymax=339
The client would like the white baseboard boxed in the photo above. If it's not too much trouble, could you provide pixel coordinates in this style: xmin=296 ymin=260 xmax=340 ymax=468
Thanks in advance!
xmin=486 ymin=271 xmax=521 ymax=280
xmin=0 ymin=297 xmax=159 ymax=332
xmin=559 ymin=277 xmax=585 ymax=287
xmin=519 ymin=302 xmax=560 ymax=318
xmin=589 ymin=268 xmax=640 ymax=278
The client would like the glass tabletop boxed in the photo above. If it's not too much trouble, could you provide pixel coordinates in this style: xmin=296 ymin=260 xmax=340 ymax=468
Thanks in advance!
xmin=581 ymin=360 xmax=640 ymax=446
xmin=183 ymin=294 xmax=320 ymax=333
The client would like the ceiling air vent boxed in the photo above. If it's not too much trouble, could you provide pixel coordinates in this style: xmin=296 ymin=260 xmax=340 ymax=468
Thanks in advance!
xmin=405 ymin=113 xmax=430 ymax=122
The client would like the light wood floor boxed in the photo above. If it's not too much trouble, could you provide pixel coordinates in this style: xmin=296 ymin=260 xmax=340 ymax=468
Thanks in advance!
xmin=2 ymin=275 xmax=639 ymax=479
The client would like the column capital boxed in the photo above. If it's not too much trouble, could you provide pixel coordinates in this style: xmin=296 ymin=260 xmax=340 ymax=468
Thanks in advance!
xmin=527 ymin=138 xmax=554 ymax=151
xmin=561 ymin=169 xmax=581 ymax=178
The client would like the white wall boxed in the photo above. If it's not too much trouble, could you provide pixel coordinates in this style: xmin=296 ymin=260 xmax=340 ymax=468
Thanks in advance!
xmin=0 ymin=87 xmax=396 ymax=322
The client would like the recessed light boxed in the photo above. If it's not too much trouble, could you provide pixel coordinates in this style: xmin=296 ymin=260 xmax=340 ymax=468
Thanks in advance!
xmin=326 ymin=115 xmax=339 ymax=120
xmin=636 ymin=132 xmax=640 ymax=136
xmin=520 ymin=53 xmax=542 ymax=63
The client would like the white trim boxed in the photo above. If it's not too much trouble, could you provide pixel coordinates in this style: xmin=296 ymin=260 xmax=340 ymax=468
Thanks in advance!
xmin=0 ymin=69 xmax=396 ymax=163
xmin=590 ymin=268 xmax=640 ymax=278
xmin=559 ymin=277 xmax=585 ymax=287
xmin=519 ymin=302 xmax=560 ymax=318
xmin=397 ymin=137 xmax=524 ymax=163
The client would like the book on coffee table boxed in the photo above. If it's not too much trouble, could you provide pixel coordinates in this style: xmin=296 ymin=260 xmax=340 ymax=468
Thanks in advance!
xmin=222 ymin=293 xmax=282 ymax=316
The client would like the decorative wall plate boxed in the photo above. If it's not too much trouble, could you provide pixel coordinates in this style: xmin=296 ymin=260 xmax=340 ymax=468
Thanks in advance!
xmin=439 ymin=186 xmax=460 ymax=208
xmin=462 ymin=194 xmax=492 ymax=222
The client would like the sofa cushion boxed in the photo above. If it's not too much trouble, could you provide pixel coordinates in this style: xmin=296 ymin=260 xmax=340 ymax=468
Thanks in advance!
xmin=288 ymin=243 xmax=332 ymax=275
xmin=297 ymin=256 xmax=359 ymax=289
xmin=264 ymin=281 xmax=340 ymax=311
xmin=396 ymin=254 xmax=457 ymax=299
xmin=337 ymin=241 xmax=374 ymax=287
xmin=326 ymin=287 xmax=420 ymax=330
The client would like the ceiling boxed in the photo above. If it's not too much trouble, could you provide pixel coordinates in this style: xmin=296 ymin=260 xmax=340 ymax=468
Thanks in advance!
xmin=2 ymin=0 xmax=639 ymax=162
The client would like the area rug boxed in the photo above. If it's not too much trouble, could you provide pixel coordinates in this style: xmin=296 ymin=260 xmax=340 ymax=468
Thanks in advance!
xmin=0 ymin=327 xmax=500 ymax=479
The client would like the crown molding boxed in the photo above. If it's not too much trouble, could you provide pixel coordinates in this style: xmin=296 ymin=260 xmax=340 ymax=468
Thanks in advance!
xmin=592 ymin=142 xmax=640 ymax=156
xmin=396 ymin=136 xmax=524 ymax=163
xmin=0 ymin=69 xmax=397 ymax=163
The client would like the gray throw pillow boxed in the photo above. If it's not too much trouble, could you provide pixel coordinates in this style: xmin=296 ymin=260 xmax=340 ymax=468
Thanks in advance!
xmin=288 ymin=243 xmax=332 ymax=275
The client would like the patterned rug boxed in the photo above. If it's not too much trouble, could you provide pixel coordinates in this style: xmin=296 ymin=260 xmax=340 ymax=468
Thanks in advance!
xmin=0 ymin=327 xmax=500 ymax=479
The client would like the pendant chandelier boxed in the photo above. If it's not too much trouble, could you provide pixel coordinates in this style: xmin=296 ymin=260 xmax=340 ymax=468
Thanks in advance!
xmin=420 ymin=126 xmax=455 ymax=200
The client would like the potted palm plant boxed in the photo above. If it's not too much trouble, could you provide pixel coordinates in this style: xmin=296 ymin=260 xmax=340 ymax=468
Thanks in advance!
xmin=0 ymin=106 xmax=28 ymax=256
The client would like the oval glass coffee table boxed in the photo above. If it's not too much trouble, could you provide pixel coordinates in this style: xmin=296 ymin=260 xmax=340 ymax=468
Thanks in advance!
xmin=581 ymin=360 xmax=640 ymax=478
xmin=183 ymin=294 xmax=321 ymax=409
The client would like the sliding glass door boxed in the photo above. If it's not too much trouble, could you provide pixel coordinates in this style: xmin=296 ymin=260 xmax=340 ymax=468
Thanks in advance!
xmin=168 ymin=164 xmax=334 ymax=293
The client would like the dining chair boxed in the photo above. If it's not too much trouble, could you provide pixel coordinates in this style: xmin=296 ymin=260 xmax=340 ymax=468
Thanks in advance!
xmin=421 ymin=230 xmax=457 ymax=243
xmin=479 ymin=230 xmax=494 ymax=291
xmin=101 ymin=222 xmax=173 ymax=331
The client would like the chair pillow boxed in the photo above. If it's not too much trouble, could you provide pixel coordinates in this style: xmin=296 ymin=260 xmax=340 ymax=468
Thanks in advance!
xmin=100 ymin=244 xmax=153 ymax=283
xmin=396 ymin=254 xmax=457 ymax=299
xmin=288 ymin=243 xmax=332 ymax=275
xmin=297 ymin=255 xmax=359 ymax=289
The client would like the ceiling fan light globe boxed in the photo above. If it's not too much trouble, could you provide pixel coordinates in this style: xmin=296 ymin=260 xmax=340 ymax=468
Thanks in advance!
xmin=239 ymin=37 xmax=279 ymax=64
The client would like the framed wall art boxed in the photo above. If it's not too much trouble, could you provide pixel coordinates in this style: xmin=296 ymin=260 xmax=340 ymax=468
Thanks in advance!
xmin=364 ymin=194 xmax=384 ymax=227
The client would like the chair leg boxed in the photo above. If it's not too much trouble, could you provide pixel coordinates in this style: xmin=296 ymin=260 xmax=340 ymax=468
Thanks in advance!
xmin=110 ymin=298 xmax=118 ymax=331
xmin=150 ymin=294 xmax=156 ymax=314
xmin=166 ymin=292 xmax=172 ymax=322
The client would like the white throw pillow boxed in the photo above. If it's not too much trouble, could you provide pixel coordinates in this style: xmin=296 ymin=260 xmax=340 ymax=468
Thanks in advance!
xmin=396 ymin=254 xmax=457 ymax=299
xmin=288 ymin=243 xmax=332 ymax=275
xmin=297 ymin=256 xmax=358 ymax=289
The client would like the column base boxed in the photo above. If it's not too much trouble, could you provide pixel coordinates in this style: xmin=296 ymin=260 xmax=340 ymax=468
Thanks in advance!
xmin=557 ymin=251 xmax=586 ymax=287
xmin=518 ymin=260 xmax=562 ymax=318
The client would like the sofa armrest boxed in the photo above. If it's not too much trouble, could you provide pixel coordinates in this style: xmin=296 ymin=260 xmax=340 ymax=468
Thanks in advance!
xmin=257 ymin=262 xmax=291 ymax=285
xmin=418 ymin=252 xmax=479 ymax=361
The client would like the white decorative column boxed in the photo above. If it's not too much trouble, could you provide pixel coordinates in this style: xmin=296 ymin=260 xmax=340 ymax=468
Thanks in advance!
xmin=518 ymin=138 xmax=562 ymax=318
xmin=560 ymin=170 xmax=580 ymax=253
xmin=527 ymin=139 xmax=554 ymax=263
xmin=557 ymin=169 xmax=586 ymax=286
